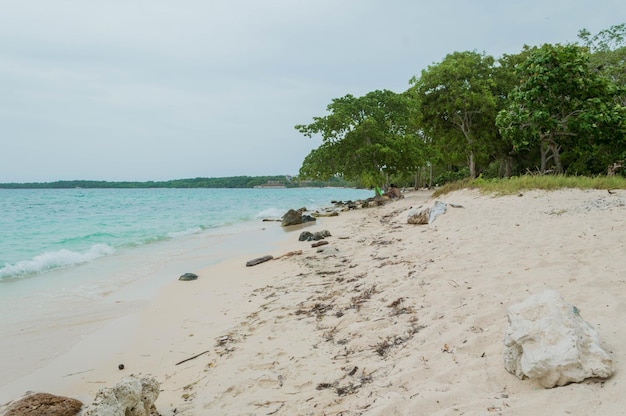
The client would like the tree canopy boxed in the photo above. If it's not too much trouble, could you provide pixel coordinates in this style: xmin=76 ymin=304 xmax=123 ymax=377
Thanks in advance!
xmin=296 ymin=23 xmax=626 ymax=186
xmin=409 ymin=51 xmax=498 ymax=179
xmin=496 ymin=43 xmax=626 ymax=174
xmin=296 ymin=90 xmax=427 ymax=187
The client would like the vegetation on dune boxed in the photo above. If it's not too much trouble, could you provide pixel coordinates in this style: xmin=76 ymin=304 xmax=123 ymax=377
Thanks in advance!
xmin=432 ymin=174 xmax=626 ymax=198
xmin=295 ymin=24 xmax=626 ymax=191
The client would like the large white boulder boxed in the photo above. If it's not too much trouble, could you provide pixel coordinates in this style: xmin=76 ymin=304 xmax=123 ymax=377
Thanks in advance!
xmin=82 ymin=376 xmax=159 ymax=416
xmin=503 ymin=289 xmax=613 ymax=388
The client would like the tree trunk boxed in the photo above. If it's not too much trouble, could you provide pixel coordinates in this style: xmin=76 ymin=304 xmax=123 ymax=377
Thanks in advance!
xmin=540 ymin=143 xmax=548 ymax=173
xmin=468 ymin=152 xmax=476 ymax=179
xmin=550 ymin=142 xmax=563 ymax=173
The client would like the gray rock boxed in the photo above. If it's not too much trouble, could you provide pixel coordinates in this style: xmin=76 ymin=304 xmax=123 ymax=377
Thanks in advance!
xmin=298 ymin=230 xmax=331 ymax=241
xmin=3 ymin=393 xmax=82 ymax=416
xmin=407 ymin=201 xmax=447 ymax=225
xmin=179 ymin=272 xmax=198 ymax=281
xmin=428 ymin=201 xmax=447 ymax=223
xmin=407 ymin=206 xmax=429 ymax=224
xmin=503 ymin=289 xmax=613 ymax=388
xmin=82 ymin=376 xmax=159 ymax=416
xmin=282 ymin=209 xmax=303 ymax=226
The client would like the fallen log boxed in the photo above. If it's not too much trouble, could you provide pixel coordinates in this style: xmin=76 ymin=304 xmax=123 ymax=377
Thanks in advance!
xmin=246 ymin=255 xmax=274 ymax=267
xmin=311 ymin=240 xmax=329 ymax=248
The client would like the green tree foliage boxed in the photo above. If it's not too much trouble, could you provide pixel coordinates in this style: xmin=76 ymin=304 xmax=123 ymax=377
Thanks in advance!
xmin=295 ymin=24 xmax=626 ymax=182
xmin=409 ymin=51 xmax=498 ymax=179
xmin=496 ymin=43 xmax=626 ymax=174
xmin=295 ymin=90 xmax=426 ymax=187
xmin=579 ymin=24 xmax=626 ymax=106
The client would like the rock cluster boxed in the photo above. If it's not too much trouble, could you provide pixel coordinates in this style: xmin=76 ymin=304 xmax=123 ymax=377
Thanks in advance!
xmin=298 ymin=230 xmax=331 ymax=241
xmin=503 ymin=289 xmax=613 ymax=388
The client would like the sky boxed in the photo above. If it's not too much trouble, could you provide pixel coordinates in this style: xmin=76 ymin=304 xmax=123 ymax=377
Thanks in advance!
xmin=1 ymin=1 xmax=624 ymax=182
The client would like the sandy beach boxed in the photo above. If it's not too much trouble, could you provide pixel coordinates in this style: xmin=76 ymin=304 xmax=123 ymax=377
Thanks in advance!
xmin=3 ymin=188 xmax=626 ymax=415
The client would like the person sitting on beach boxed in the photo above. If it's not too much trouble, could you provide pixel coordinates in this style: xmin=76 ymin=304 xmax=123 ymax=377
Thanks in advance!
xmin=385 ymin=184 xmax=403 ymax=199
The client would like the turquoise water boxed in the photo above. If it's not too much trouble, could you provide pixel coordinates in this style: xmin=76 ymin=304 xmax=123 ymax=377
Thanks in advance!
xmin=0 ymin=187 xmax=373 ymax=392
xmin=0 ymin=187 xmax=372 ymax=280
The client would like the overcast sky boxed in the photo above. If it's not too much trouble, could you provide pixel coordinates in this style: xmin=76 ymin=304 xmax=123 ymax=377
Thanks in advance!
xmin=1 ymin=1 xmax=623 ymax=182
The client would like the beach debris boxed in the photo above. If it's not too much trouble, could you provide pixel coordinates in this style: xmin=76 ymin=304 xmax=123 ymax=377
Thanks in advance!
xmin=316 ymin=368 xmax=374 ymax=396
xmin=313 ymin=210 xmax=339 ymax=217
xmin=3 ymin=392 xmax=83 ymax=416
xmin=175 ymin=350 xmax=210 ymax=366
xmin=246 ymin=255 xmax=274 ymax=267
xmin=118 ymin=364 xmax=125 ymax=370
xmin=179 ymin=272 xmax=198 ymax=281
xmin=216 ymin=335 xmax=231 ymax=345
xmin=299 ymin=230 xmax=332 ymax=241
xmin=215 ymin=334 xmax=238 ymax=356
xmin=273 ymin=250 xmax=303 ymax=260
xmin=311 ymin=240 xmax=329 ymax=248
xmin=82 ymin=375 xmax=159 ymax=416
xmin=504 ymin=289 xmax=613 ymax=388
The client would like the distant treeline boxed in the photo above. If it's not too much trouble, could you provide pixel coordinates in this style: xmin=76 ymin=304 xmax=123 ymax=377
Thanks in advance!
xmin=0 ymin=175 xmax=359 ymax=189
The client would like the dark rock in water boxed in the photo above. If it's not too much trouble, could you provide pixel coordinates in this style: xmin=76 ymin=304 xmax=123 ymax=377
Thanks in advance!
xmin=301 ymin=215 xmax=317 ymax=223
xmin=4 ymin=393 xmax=83 ymax=416
xmin=299 ymin=231 xmax=314 ymax=241
xmin=282 ymin=209 xmax=303 ymax=226
xmin=118 ymin=364 xmax=125 ymax=370
xmin=179 ymin=272 xmax=198 ymax=281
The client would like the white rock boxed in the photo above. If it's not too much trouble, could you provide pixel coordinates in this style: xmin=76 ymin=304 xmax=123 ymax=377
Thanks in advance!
xmin=82 ymin=376 xmax=159 ymax=416
xmin=503 ymin=289 xmax=613 ymax=388
xmin=428 ymin=201 xmax=447 ymax=224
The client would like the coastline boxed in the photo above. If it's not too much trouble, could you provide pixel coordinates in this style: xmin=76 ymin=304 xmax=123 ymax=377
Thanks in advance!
xmin=3 ymin=188 xmax=626 ymax=415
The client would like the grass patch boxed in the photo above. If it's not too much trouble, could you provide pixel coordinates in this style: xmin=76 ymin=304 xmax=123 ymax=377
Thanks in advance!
xmin=432 ymin=174 xmax=626 ymax=198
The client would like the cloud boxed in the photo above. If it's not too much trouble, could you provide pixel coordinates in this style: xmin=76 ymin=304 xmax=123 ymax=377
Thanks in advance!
xmin=0 ymin=0 xmax=624 ymax=182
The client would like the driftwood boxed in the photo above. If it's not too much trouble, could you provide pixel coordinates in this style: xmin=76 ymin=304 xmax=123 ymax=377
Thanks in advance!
xmin=246 ymin=255 xmax=274 ymax=267
xmin=274 ymin=250 xmax=303 ymax=260
xmin=311 ymin=240 xmax=329 ymax=248
xmin=175 ymin=350 xmax=210 ymax=366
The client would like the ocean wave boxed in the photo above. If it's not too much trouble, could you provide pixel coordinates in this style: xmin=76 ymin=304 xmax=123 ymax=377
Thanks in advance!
xmin=256 ymin=207 xmax=287 ymax=220
xmin=0 ymin=244 xmax=115 ymax=280
xmin=167 ymin=226 xmax=205 ymax=238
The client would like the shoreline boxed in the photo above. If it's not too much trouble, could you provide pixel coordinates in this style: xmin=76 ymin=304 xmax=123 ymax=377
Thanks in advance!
xmin=3 ymin=188 xmax=626 ymax=415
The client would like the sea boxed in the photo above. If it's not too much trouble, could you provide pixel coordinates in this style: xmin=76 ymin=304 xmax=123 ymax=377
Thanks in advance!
xmin=0 ymin=187 xmax=373 ymax=394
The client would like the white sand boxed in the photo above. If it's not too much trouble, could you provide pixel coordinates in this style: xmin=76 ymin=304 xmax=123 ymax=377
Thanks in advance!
xmin=3 ymin=188 xmax=626 ymax=415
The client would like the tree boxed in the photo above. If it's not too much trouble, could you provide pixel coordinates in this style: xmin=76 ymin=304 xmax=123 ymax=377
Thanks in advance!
xmin=409 ymin=51 xmax=498 ymax=179
xmin=496 ymin=43 xmax=626 ymax=174
xmin=579 ymin=23 xmax=626 ymax=105
xmin=295 ymin=90 xmax=426 ymax=187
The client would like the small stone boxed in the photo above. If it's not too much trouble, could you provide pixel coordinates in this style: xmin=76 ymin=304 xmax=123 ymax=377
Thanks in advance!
xmin=179 ymin=272 xmax=198 ymax=281
xmin=118 ymin=364 xmax=125 ymax=370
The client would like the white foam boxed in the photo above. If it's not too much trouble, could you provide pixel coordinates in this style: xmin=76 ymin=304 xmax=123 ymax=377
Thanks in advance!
xmin=167 ymin=226 xmax=204 ymax=238
xmin=256 ymin=207 xmax=287 ymax=220
xmin=0 ymin=244 xmax=115 ymax=280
